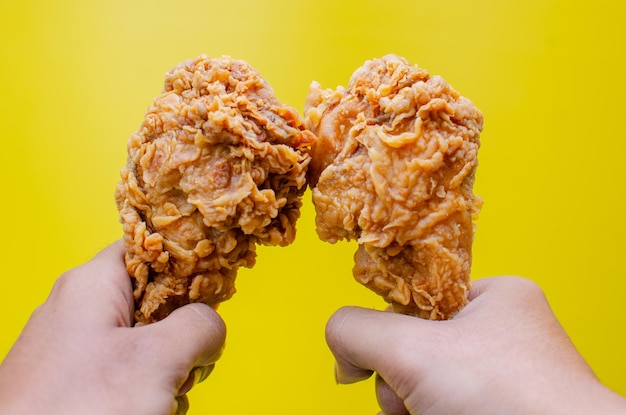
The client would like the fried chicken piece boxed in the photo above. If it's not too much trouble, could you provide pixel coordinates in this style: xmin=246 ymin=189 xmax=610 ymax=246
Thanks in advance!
xmin=115 ymin=55 xmax=315 ymax=324
xmin=305 ymin=55 xmax=483 ymax=320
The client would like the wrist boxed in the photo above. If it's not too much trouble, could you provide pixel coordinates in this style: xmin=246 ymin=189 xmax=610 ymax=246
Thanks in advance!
xmin=522 ymin=376 xmax=626 ymax=415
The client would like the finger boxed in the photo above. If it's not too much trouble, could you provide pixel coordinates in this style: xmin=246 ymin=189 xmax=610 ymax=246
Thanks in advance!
xmin=173 ymin=395 xmax=189 ymax=415
xmin=326 ymin=307 xmax=378 ymax=384
xmin=76 ymin=240 xmax=135 ymax=325
xmin=44 ymin=240 xmax=134 ymax=327
xmin=375 ymin=374 xmax=410 ymax=415
xmin=326 ymin=306 xmax=428 ymax=385
xmin=466 ymin=276 xmax=516 ymax=302
xmin=177 ymin=364 xmax=215 ymax=395
xmin=141 ymin=303 xmax=226 ymax=370
xmin=466 ymin=278 xmax=488 ymax=301
xmin=462 ymin=276 xmax=548 ymax=320
xmin=333 ymin=359 xmax=374 ymax=384
xmin=86 ymin=240 xmax=134 ymax=313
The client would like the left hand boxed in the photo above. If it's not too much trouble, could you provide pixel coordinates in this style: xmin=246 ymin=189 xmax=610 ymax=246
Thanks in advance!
xmin=0 ymin=240 xmax=226 ymax=415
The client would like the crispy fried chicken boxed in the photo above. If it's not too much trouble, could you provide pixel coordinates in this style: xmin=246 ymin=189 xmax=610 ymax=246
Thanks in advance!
xmin=304 ymin=55 xmax=483 ymax=320
xmin=115 ymin=55 xmax=314 ymax=324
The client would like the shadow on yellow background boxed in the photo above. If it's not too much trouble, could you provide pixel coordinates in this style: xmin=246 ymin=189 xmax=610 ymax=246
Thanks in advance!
xmin=1 ymin=0 xmax=624 ymax=412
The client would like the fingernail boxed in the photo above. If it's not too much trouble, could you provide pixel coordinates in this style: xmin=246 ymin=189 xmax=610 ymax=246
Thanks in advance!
xmin=174 ymin=395 xmax=189 ymax=415
xmin=194 ymin=364 xmax=215 ymax=384
xmin=179 ymin=364 xmax=216 ymax=395
xmin=178 ymin=373 xmax=195 ymax=396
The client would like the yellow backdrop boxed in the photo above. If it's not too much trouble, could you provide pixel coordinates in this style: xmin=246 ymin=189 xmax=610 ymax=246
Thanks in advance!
xmin=1 ymin=0 xmax=624 ymax=412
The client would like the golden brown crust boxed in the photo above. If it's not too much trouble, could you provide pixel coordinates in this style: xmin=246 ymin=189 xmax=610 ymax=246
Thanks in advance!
xmin=305 ymin=55 xmax=483 ymax=320
xmin=116 ymin=55 xmax=314 ymax=324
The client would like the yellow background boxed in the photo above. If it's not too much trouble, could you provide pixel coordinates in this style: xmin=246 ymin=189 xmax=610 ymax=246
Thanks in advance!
xmin=1 ymin=0 xmax=625 ymax=412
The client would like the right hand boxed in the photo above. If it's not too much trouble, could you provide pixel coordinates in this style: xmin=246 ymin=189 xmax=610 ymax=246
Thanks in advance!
xmin=325 ymin=276 xmax=626 ymax=415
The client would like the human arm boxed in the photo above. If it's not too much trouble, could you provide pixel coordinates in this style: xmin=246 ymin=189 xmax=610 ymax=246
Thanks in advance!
xmin=325 ymin=276 xmax=626 ymax=415
xmin=0 ymin=240 xmax=226 ymax=415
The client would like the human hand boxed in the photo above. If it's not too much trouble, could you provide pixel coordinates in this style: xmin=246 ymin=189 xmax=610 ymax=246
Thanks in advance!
xmin=326 ymin=276 xmax=626 ymax=415
xmin=0 ymin=240 xmax=226 ymax=415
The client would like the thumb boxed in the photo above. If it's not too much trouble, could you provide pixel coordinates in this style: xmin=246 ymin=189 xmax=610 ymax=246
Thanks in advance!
xmin=140 ymin=303 xmax=227 ymax=370
xmin=325 ymin=306 xmax=443 ymax=396
xmin=326 ymin=306 xmax=425 ymax=384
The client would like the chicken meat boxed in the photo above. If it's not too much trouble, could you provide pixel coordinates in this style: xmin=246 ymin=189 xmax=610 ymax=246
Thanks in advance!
xmin=304 ymin=55 xmax=483 ymax=320
xmin=115 ymin=55 xmax=315 ymax=324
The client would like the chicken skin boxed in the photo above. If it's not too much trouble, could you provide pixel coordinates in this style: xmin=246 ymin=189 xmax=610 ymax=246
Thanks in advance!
xmin=305 ymin=55 xmax=483 ymax=320
xmin=115 ymin=55 xmax=314 ymax=324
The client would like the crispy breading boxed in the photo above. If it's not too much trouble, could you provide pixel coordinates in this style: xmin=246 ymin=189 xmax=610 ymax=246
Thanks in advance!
xmin=305 ymin=55 xmax=483 ymax=319
xmin=115 ymin=55 xmax=314 ymax=324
